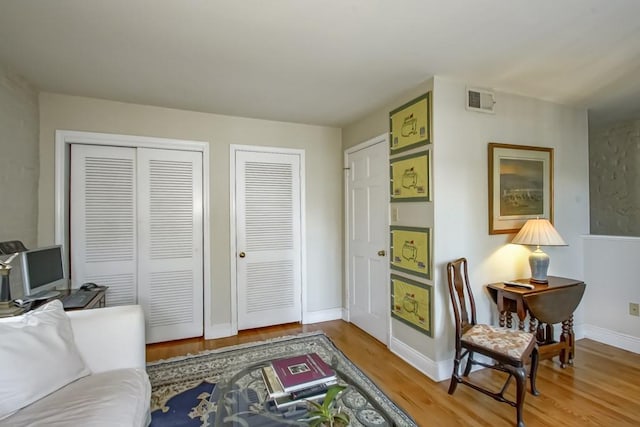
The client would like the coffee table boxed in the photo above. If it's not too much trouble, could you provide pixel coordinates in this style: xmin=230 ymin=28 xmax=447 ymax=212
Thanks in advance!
xmin=205 ymin=360 xmax=396 ymax=426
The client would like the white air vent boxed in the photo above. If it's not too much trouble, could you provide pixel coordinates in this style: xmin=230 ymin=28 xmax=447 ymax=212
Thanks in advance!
xmin=466 ymin=87 xmax=496 ymax=113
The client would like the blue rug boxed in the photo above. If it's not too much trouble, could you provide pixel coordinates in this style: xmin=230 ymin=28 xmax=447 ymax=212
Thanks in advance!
xmin=147 ymin=332 xmax=416 ymax=426
xmin=150 ymin=380 xmax=216 ymax=427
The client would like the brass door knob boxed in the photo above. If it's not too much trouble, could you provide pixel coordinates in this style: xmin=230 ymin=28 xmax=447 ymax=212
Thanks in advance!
xmin=377 ymin=250 xmax=386 ymax=256
xmin=239 ymin=252 xmax=246 ymax=258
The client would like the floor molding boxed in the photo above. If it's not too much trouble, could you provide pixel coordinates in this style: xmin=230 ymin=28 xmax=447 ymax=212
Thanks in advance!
xmin=389 ymin=336 xmax=451 ymax=382
xmin=583 ymin=324 xmax=640 ymax=354
xmin=303 ymin=307 xmax=342 ymax=324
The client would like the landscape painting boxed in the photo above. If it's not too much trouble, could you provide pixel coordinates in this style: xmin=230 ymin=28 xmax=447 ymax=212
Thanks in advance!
xmin=499 ymin=158 xmax=544 ymax=216
xmin=488 ymin=143 xmax=553 ymax=234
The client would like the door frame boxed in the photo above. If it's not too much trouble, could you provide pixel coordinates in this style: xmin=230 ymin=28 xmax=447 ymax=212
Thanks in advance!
xmin=229 ymin=144 xmax=306 ymax=335
xmin=343 ymin=133 xmax=390 ymax=342
xmin=54 ymin=130 xmax=212 ymax=337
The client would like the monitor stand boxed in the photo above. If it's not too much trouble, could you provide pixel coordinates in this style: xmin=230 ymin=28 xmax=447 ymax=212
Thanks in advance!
xmin=27 ymin=290 xmax=61 ymax=300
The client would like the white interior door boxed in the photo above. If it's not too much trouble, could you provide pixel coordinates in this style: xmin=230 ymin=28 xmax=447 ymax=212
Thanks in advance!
xmin=137 ymin=148 xmax=203 ymax=343
xmin=347 ymin=139 xmax=389 ymax=344
xmin=235 ymin=149 xmax=302 ymax=330
xmin=70 ymin=144 xmax=138 ymax=306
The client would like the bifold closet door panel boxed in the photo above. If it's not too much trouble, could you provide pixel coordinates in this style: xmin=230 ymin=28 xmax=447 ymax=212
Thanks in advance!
xmin=70 ymin=144 xmax=138 ymax=306
xmin=137 ymin=148 xmax=203 ymax=343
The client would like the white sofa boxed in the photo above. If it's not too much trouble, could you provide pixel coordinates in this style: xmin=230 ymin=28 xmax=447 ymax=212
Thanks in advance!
xmin=0 ymin=302 xmax=151 ymax=426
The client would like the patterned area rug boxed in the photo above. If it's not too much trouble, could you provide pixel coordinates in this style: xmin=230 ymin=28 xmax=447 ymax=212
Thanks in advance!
xmin=147 ymin=331 xmax=417 ymax=427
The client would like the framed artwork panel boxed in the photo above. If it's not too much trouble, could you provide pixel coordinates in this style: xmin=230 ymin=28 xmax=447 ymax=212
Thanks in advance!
xmin=390 ymin=274 xmax=432 ymax=337
xmin=390 ymin=150 xmax=429 ymax=202
xmin=390 ymin=225 xmax=431 ymax=279
xmin=389 ymin=93 xmax=430 ymax=154
xmin=488 ymin=143 xmax=554 ymax=234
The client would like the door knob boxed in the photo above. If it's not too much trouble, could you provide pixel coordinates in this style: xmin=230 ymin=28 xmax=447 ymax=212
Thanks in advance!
xmin=239 ymin=252 xmax=246 ymax=258
xmin=377 ymin=250 xmax=386 ymax=256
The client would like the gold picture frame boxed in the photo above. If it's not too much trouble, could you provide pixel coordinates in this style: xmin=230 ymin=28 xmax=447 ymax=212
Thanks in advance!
xmin=390 ymin=150 xmax=430 ymax=202
xmin=390 ymin=226 xmax=431 ymax=279
xmin=389 ymin=93 xmax=430 ymax=154
xmin=488 ymin=143 xmax=554 ymax=234
xmin=390 ymin=274 xmax=432 ymax=337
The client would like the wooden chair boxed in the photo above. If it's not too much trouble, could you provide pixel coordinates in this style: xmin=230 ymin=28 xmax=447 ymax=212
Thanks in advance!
xmin=446 ymin=258 xmax=540 ymax=427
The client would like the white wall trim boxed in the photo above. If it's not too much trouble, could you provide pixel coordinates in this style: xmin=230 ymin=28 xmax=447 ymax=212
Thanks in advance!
xmin=54 ymin=130 xmax=213 ymax=340
xmin=581 ymin=234 xmax=640 ymax=242
xmin=343 ymin=133 xmax=389 ymax=335
xmin=229 ymin=144 xmax=307 ymax=333
xmin=303 ymin=308 xmax=343 ymax=325
xmin=583 ymin=324 xmax=640 ymax=354
xmin=205 ymin=322 xmax=235 ymax=340
xmin=390 ymin=336 xmax=451 ymax=382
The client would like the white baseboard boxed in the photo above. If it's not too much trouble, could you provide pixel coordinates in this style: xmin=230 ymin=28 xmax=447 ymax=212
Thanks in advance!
xmin=204 ymin=322 xmax=234 ymax=340
xmin=303 ymin=308 xmax=343 ymax=324
xmin=342 ymin=307 xmax=349 ymax=321
xmin=583 ymin=324 xmax=640 ymax=354
xmin=389 ymin=336 xmax=451 ymax=382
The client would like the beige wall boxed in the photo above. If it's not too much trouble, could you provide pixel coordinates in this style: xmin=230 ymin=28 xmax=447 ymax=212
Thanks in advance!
xmin=38 ymin=93 xmax=343 ymax=329
xmin=0 ymin=65 xmax=39 ymax=298
xmin=0 ymin=65 xmax=39 ymax=247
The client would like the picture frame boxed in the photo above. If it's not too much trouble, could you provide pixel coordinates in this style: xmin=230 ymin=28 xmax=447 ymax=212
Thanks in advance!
xmin=390 ymin=150 xmax=430 ymax=202
xmin=390 ymin=274 xmax=432 ymax=337
xmin=390 ymin=225 xmax=431 ymax=279
xmin=488 ymin=143 xmax=554 ymax=234
xmin=389 ymin=93 xmax=430 ymax=154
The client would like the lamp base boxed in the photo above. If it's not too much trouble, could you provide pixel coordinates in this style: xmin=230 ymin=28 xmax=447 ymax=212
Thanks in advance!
xmin=529 ymin=247 xmax=550 ymax=284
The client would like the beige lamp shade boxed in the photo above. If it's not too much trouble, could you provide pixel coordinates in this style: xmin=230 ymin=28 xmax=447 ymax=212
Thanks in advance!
xmin=511 ymin=218 xmax=566 ymax=247
xmin=511 ymin=218 xmax=566 ymax=283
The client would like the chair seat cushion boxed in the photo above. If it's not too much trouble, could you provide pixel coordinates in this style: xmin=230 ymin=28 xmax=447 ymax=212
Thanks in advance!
xmin=462 ymin=324 xmax=535 ymax=360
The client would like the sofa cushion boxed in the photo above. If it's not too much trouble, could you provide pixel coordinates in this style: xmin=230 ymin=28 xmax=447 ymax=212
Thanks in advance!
xmin=1 ymin=368 xmax=151 ymax=427
xmin=0 ymin=300 xmax=91 ymax=420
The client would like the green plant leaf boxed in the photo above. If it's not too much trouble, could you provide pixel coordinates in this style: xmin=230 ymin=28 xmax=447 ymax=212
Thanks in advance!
xmin=322 ymin=384 xmax=346 ymax=410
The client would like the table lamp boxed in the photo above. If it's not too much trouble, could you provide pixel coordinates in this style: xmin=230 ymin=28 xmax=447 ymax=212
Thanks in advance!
xmin=511 ymin=218 xmax=566 ymax=284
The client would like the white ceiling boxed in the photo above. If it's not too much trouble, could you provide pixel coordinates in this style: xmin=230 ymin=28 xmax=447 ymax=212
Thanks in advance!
xmin=1 ymin=0 xmax=639 ymax=127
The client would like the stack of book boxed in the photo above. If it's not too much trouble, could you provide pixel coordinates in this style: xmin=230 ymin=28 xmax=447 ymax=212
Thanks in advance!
xmin=261 ymin=352 xmax=338 ymax=409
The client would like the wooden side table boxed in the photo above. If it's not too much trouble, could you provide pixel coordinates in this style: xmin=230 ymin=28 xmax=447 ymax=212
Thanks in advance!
xmin=58 ymin=288 xmax=107 ymax=310
xmin=487 ymin=277 xmax=586 ymax=367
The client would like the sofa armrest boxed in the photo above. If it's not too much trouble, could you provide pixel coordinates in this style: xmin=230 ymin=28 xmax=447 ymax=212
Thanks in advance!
xmin=67 ymin=305 xmax=146 ymax=373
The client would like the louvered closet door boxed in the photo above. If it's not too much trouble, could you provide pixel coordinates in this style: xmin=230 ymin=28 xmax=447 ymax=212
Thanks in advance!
xmin=70 ymin=145 xmax=138 ymax=306
xmin=236 ymin=150 xmax=302 ymax=330
xmin=137 ymin=148 xmax=203 ymax=343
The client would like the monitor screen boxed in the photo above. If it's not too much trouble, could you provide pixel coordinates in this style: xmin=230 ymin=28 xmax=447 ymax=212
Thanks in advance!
xmin=20 ymin=245 xmax=66 ymax=298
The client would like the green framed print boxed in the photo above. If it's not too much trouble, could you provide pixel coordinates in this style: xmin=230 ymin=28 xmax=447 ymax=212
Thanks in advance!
xmin=389 ymin=93 xmax=431 ymax=154
xmin=390 ymin=150 xmax=429 ymax=202
xmin=390 ymin=274 xmax=432 ymax=336
xmin=488 ymin=143 xmax=554 ymax=234
xmin=390 ymin=225 xmax=431 ymax=279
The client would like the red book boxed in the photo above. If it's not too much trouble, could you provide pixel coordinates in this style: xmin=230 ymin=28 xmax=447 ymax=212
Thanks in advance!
xmin=271 ymin=353 xmax=337 ymax=393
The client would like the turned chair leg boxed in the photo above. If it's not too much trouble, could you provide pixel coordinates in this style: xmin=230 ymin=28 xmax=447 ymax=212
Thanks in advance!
xmin=463 ymin=351 xmax=474 ymax=377
xmin=514 ymin=367 xmax=527 ymax=427
xmin=530 ymin=347 xmax=540 ymax=396
xmin=448 ymin=356 xmax=461 ymax=394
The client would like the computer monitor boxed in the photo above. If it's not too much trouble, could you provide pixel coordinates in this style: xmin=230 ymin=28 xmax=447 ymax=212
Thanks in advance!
xmin=20 ymin=245 xmax=66 ymax=300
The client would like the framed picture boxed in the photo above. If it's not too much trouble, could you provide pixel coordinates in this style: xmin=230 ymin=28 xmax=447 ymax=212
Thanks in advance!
xmin=390 ymin=226 xmax=431 ymax=279
xmin=390 ymin=150 xmax=430 ymax=202
xmin=389 ymin=93 xmax=430 ymax=154
xmin=488 ymin=143 xmax=554 ymax=234
xmin=390 ymin=274 xmax=432 ymax=336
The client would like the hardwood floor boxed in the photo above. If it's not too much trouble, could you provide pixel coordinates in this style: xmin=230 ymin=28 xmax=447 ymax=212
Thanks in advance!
xmin=146 ymin=320 xmax=640 ymax=426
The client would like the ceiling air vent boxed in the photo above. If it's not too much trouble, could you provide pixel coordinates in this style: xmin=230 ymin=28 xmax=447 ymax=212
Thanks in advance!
xmin=466 ymin=87 xmax=496 ymax=113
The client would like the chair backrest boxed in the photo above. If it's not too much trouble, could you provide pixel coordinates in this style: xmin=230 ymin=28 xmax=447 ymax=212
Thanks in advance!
xmin=446 ymin=258 xmax=477 ymax=340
